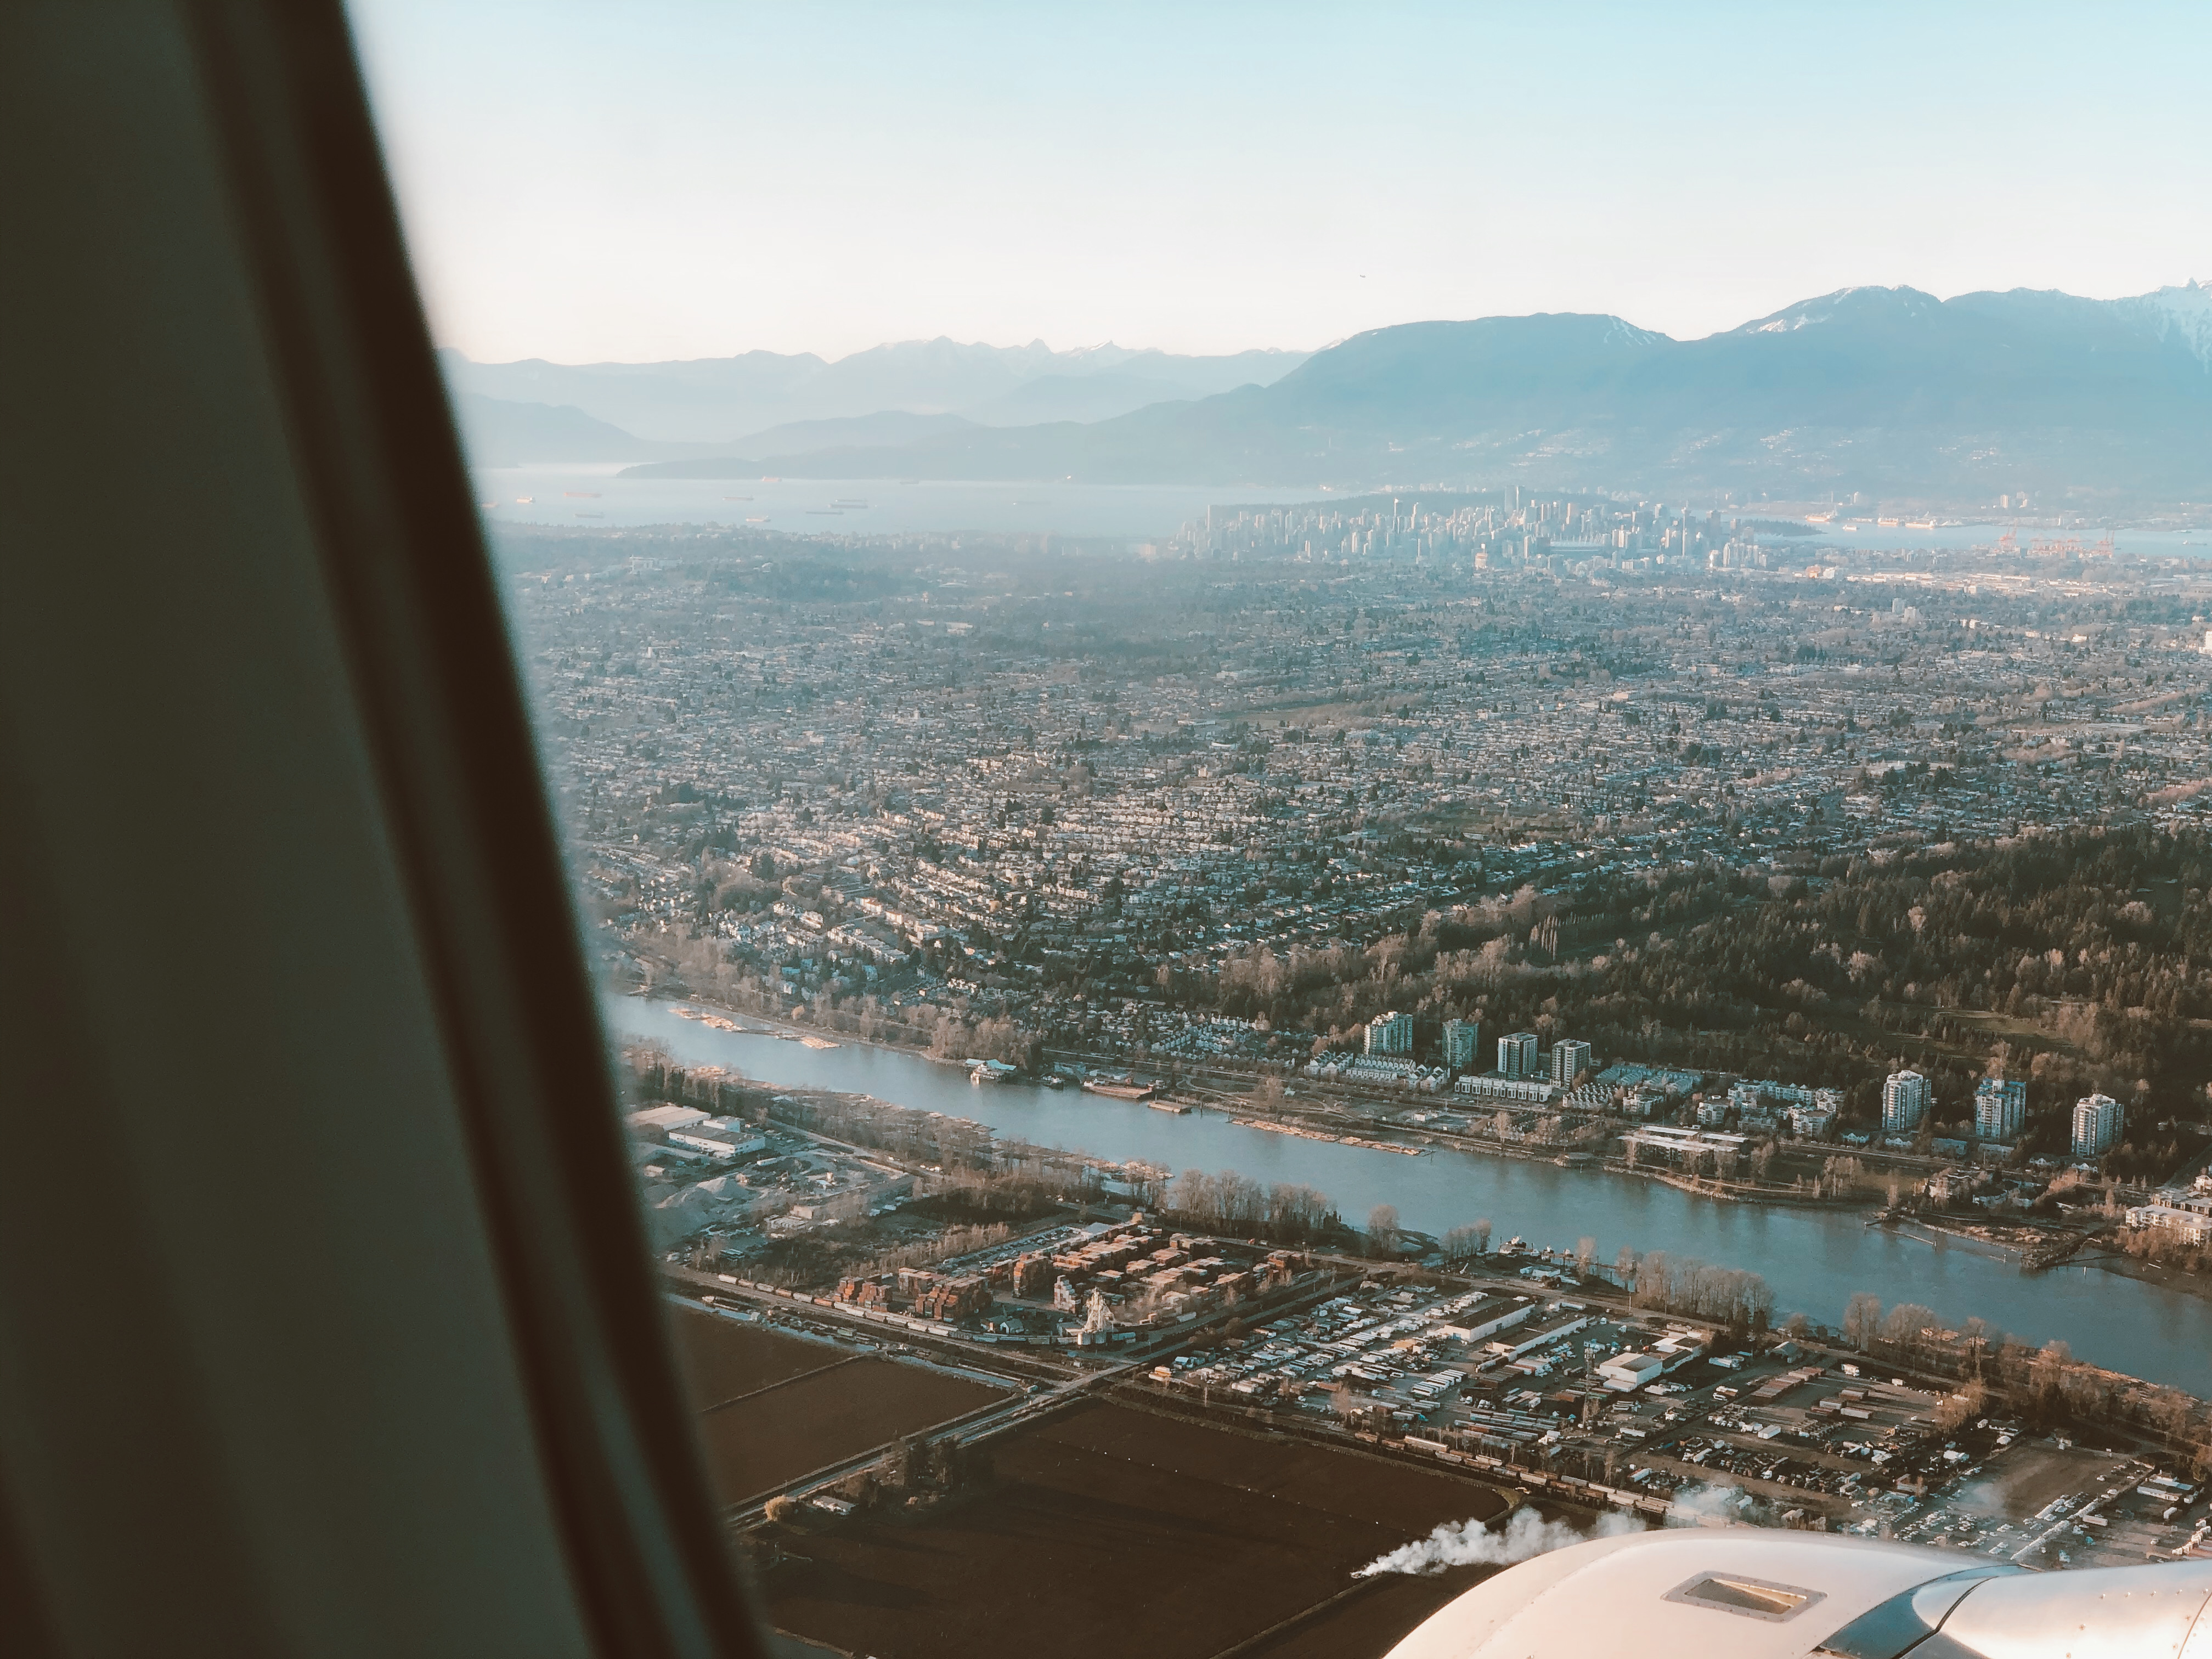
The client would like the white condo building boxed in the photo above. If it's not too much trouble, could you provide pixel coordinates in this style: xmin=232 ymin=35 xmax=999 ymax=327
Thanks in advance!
xmin=1364 ymin=1009 xmax=1413 ymax=1057
xmin=1550 ymin=1039 xmax=1591 ymax=1086
xmin=1881 ymin=1069 xmax=1930 ymax=1133
xmin=1974 ymin=1077 xmax=2027 ymax=1142
xmin=2071 ymin=1092 xmax=2123 ymax=1159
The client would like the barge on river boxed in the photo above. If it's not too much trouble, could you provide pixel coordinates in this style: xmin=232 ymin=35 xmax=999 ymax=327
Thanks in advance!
xmin=1081 ymin=1076 xmax=1158 ymax=1101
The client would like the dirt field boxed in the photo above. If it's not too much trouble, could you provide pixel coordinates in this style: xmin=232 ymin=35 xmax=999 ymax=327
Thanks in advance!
xmin=695 ymin=1358 xmax=1007 ymax=1504
xmin=1242 ymin=1566 xmax=1498 ymax=1659
xmin=1949 ymin=1441 xmax=2137 ymax=1521
xmin=671 ymin=1310 xmax=847 ymax=1410
xmin=764 ymin=1402 xmax=1518 ymax=1659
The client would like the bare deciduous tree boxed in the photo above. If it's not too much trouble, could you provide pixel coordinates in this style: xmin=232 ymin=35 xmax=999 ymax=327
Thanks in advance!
xmin=1366 ymin=1203 xmax=1401 ymax=1256
xmin=1842 ymin=1291 xmax=1884 ymax=1352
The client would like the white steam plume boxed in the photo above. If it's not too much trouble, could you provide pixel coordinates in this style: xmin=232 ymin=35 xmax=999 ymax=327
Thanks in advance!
xmin=1662 ymin=1480 xmax=1764 ymax=1527
xmin=1354 ymin=1507 xmax=1643 ymax=1577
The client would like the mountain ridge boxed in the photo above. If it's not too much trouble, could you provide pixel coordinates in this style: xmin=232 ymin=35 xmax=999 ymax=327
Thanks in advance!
xmin=454 ymin=283 xmax=2212 ymax=498
xmin=439 ymin=337 xmax=1310 ymax=443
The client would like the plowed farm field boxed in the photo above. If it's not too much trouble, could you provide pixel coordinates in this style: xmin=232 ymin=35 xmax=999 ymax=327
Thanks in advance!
xmin=670 ymin=1310 xmax=1009 ymax=1505
xmin=764 ymin=1401 xmax=1520 ymax=1659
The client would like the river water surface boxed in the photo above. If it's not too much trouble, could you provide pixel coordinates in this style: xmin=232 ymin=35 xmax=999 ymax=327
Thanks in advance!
xmin=611 ymin=995 xmax=2212 ymax=1391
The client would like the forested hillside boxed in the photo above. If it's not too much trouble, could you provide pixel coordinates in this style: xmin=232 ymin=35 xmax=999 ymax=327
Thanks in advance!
xmin=1182 ymin=827 xmax=2212 ymax=1168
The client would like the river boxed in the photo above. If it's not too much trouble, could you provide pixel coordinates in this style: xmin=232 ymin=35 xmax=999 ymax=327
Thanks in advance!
xmin=610 ymin=995 xmax=2212 ymax=1392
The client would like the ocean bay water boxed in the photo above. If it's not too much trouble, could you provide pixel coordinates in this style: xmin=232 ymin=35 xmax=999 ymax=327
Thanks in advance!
xmin=473 ymin=466 xmax=1324 ymax=540
xmin=475 ymin=465 xmax=2211 ymax=556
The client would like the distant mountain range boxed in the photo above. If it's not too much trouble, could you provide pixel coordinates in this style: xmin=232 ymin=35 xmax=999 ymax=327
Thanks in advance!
xmin=448 ymin=284 xmax=2212 ymax=497
xmin=448 ymin=392 xmax=690 ymax=466
xmin=440 ymin=337 xmax=1306 ymax=452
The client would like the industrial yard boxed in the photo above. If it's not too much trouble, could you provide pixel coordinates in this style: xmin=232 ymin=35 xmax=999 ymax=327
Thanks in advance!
xmin=619 ymin=1040 xmax=2212 ymax=1657
xmin=652 ymin=1189 xmax=2210 ymax=1659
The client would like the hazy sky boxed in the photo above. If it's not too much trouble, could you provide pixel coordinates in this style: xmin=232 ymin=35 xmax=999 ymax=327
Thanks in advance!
xmin=350 ymin=1 xmax=2212 ymax=365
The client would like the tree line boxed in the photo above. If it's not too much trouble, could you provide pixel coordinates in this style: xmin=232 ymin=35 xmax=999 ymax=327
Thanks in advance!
xmin=1159 ymin=1169 xmax=1341 ymax=1245
xmin=1836 ymin=1293 xmax=2210 ymax=1474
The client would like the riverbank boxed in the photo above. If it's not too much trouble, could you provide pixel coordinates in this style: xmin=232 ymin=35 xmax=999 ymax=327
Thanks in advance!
xmin=1615 ymin=1163 xmax=1865 ymax=1210
xmin=1881 ymin=1212 xmax=2212 ymax=1309
xmin=1877 ymin=1216 xmax=2038 ymax=1265
xmin=648 ymin=989 xmax=1068 ymax=1076
xmin=2070 ymin=1241 xmax=2212 ymax=1302
xmin=662 ymin=1000 xmax=866 ymax=1055
xmin=1227 ymin=1115 xmax=1427 ymax=1156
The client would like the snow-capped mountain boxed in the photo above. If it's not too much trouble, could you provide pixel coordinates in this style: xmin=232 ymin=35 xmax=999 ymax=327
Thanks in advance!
xmin=2116 ymin=280 xmax=2212 ymax=369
